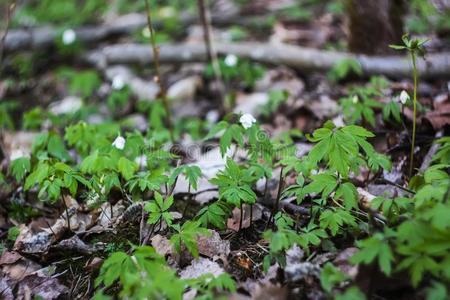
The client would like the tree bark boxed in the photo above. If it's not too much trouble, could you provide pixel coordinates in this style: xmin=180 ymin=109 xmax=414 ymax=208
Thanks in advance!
xmin=346 ymin=0 xmax=405 ymax=55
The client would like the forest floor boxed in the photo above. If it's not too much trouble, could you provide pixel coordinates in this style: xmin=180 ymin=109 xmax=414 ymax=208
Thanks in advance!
xmin=0 ymin=1 xmax=450 ymax=299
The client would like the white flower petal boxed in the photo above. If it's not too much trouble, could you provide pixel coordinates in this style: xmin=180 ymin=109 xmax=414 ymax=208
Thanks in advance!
xmin=352 ymin=95 xmax=358 ymax=104
xmin=112 ymin=135 xmax=126 ymax=150
xmin=399 ymin=90 xmax=410 ymax=104
xmin=224 ymin=54 xmax=238 ymax=67
xmin=112 ymin=75 xmax=125 ymax=90
xmin=62 ymin=29 xmax=76 ymax=45
xmin=142 ymin=27 xmax=151 ymax=38
xmin=239 ymin=113 xmax=256 ymax=129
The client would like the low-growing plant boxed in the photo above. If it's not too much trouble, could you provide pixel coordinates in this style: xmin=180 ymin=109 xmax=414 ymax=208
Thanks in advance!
xmin=170 ymin=220 xmax=210 ymax=258
xmin=95 ymin=246 xmax=185 ymax=299
xmin=320 ymin=262 xmax=349 ymax=293
xmin=390 ymin=34 xmax=428 ymax=177
xmin=7 ymin=226 xmax=20 ymax=242
xmin=328 ymin=58 xmax=362 ymax=82
xmin=340 ymin=77 xmax=389 ymax=127
xmin=0 ymin=101 xmax=18 ymax=130
xmin=145 ymin=192 xmax=174 ymax=226
xmin=205 ymin=57 xmax=265 ymax=90
xmin=196 ymin=200 xmax=232 ymax=230
xmin=210 ymin=158 xmax=259 ymax=230
xmin=260 ymin=89 xmax=289 ymax=117
xmin=306 ymin=121 xmax=391 ymax=178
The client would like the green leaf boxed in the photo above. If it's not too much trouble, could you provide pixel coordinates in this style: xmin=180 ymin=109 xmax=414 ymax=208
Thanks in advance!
xmin=204 ymin=120 xmax=228 ymax=140
xmin=24 ymin=162 xmax=49 ymax=190
xmin=302 ymin=173 xmax=338 ymax=201
xmin=335 ymin=286 xmax=366 ymax=300
xmin=9 ymin=157 xmax=31 ymax=181
xmin=48 ymin=133 xmax=71 ymax=161
xmin=351 ymin=233 xmax=394 ymax=276
xmin=335 ymin=182 xmax=358 ymax=209
xmin=320 ymin=262 xmax=348 ymax=293
xmin=118 ymin=157 xmax=137 ymax=180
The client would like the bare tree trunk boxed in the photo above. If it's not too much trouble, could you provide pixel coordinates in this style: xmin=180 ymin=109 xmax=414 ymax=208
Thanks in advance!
xmin=346 ymin=0 xmax=405 ymax=55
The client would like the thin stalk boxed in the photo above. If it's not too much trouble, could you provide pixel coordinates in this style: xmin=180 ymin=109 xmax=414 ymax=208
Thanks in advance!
xmin=197 ymin=0 xmax=225 ymax=113
xmin=239 ymin=201 xmax=243 ymax=231
xmin=146 ymin=218 xmax=159 ymax=243
xmin=143 ymin=0 xmax=175 ymax=143
xmin=0 ymin=1 xmax=16 ymax=67
xmin=62 ymin=196 xmax=71 ymax=232
xmin=182 ymin=184 xmax=191 ymax=218
xmin=249 ymin=204 xmax=253 ymax=227
xmin=409 ymin=52 xmax=418 ymax=178
xmin=266 ymin=167 xmax=284 ymax=228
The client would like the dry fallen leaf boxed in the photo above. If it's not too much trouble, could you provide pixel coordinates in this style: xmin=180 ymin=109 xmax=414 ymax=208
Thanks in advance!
xmin=333 ymin=247 xmax=359 ymax=280
xmin=197 ymin=230 xmax=230 ymax=259
xmin=179 ymin=257 xmax=224 ymax=279
xmin=227 ymin=204 xmax=263 ymax=232
xmin=0 ymin=251 xmax=68 ymax=299
xmin=424 ymin=94 xmax=450 ymax=129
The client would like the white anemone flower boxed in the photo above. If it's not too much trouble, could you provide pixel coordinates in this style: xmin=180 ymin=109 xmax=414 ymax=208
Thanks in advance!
xmin=239 ymin=113 xmax=256 ymax=129
xmin=142 ymin=27 xmax=151 ymax=38
xmin=112 ymin=135 xmax=126 ymax=150
xmin=112 ymin=75 xmax=125 ymax=90
xmin=399 ymin=90 xmax=410 ymax=104
xmin=62 ymin=29 xmax=76 ymax=45
xmin=352 ymin=95 xmax=359 ymax=104
xmin=224 ymin=54 xmax=238 ymax=67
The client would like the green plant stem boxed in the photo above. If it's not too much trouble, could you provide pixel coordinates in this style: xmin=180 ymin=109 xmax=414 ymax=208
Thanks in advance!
xmin=266 ymin=167 xmax=284 ymax=229
xmin=409 ymin=52 xmax=418 ymax=178
xmin=143 ymin=0 xmax=175 ymax=143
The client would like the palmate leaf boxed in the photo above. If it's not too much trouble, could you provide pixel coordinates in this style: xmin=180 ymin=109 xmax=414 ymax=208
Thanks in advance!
xmin=9 ymin=157 xmax=31 ymax=181
xmin=320 ymin=262 xmax=348 ymax=293
xmin=95 ymin=251 xmax=132 ymax=287
xmin=383 ymin=101 xmax=402 ymax=123
xmin=207 ymin=273 xmax=236 ymax=293
xmin=300 ymin=173 xmax=338 ymax=202
xmin=196 ymin=201 xmax=231 ymax=229
xmin=24 ymin=162 xmax=49 ymax=190
xmin=220 ymin=124 xmax=244 ymax=156
xmin=320 ymin=209 xmax=357 ymax=236
xmin=335 ymin=182 xmax=358 ymax=209
xmin=47 ymin=133 xmax=71 ymax=161
xmin=210 ymin=158 xmax=258 ymax=206
xmin=170 ymin=221 xmax=210 ymax=258
xmin=351 ymin=233 xmax=394 ymax=276
xmin=169 ymin=165 xmax=202 ymax=190
xmin=307 ymin=123 xmax=386 ymax=177
xmin=118 ymin=157 xmax=138 ymax=180
xmin=204 ymin=121 xmax=244 ymax=156
xmin=144 ymin=192 xmax=174 ymax=225
xmin=221 ymin=185 xmax=256 ymax=206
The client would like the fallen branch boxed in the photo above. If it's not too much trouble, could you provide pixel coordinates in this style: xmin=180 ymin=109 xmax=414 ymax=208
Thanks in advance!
xmin=85 ymin=42 xmax=450 ymax=79
xmin=3 ymin=12 xmax=269 ymax=53
xmin=419 ymin=131 xmax=443 ymax=173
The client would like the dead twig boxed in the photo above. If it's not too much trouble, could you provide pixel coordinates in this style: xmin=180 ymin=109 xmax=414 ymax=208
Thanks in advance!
xmin=143 ymin=0 xmax=175 ymax=143
xmin=419 ymin=131 xmax=443 ymax=173
xmin=0 ymin=1 xmax=16 ymax=67
xmin=197 ymin=0 xmax=225 ymax=113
